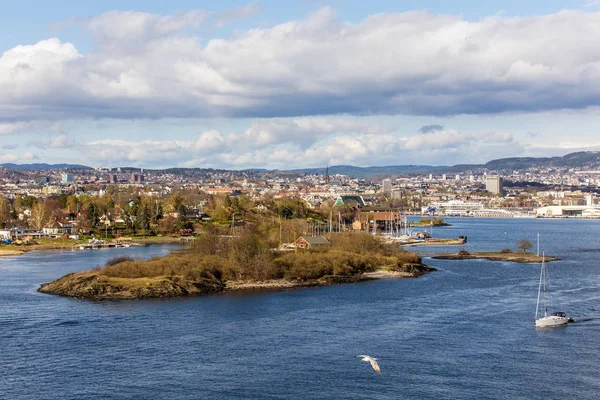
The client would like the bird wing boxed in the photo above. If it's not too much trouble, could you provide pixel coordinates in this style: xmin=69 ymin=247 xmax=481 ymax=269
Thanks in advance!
xmin=370 ymin=359 xmax=381 ymax=374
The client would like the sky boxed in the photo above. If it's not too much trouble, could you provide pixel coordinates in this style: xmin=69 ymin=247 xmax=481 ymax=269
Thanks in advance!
xmin=2 ymin=0 xmax=600 ymax=169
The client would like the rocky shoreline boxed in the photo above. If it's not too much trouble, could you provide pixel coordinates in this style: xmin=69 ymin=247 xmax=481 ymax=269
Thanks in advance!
xmin=431 ymin=252 xmax=558 ymax=263
xmin=402 ymin=237 xmax=467 ymax=247
xmin=38 ymin=264 xmax=435 ymax=301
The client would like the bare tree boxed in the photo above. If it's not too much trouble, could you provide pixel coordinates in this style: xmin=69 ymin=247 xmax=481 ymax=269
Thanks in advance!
xmin=517 ymin=238 xmax=533 ymax=254
xmin=30 ymin=201 xmax=50 ymax=230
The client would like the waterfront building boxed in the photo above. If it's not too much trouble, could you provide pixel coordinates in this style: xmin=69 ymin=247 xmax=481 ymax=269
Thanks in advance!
xmin=536 ymin=205 xmax=600 ymax=217
xmin=422 ymin=200 xmax=484 ymax=216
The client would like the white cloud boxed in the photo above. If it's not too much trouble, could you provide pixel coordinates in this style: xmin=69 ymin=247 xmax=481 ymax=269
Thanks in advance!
xmin=87 ymin=10 xmax=207 ymax=48
xmin=81 ymin=138 xmax=191 ymax=164
xmin=47 ymin=134 xmax=74 ymax=148
xmin=0 ymin=122 xmax=35 ymax=136
xmin=1 ymin=151 xmax=39 ymax=163
xmin=238 ymin=118 xmax=389 ymax=148
xmin=194 ymin=129 xmax=226 ymax=152
xmin=0 ymin=153 xmax=20 ymax=163
xmin=4 ymin=9 xmax=600 ymax=121
xmin=0 ymin=120 xmax=62 ymax=136
xmin=66 ymin=121 xmax=525 ymax=169
xmin=404 ymin=130 xmax=468 ymax=150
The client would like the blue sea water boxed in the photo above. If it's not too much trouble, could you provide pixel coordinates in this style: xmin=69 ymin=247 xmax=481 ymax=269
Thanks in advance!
xmin=2 ymin=219 xmax=600 ymax=399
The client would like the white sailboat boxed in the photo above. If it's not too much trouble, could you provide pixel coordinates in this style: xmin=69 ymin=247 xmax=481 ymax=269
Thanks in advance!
xmin=535 ymin=253 xmax=569 ymax=328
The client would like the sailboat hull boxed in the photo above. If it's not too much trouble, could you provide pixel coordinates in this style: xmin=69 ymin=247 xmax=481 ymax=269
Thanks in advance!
xmin=535 ymin=315 xmax=569 ymax=328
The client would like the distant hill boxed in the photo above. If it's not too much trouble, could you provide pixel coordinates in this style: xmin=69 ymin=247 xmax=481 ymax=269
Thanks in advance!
xmin=0 ymin=163 xmax=91 ymax=171
xmin=483 ymin=151 xmax=600 ymax=172
xmin=289 ymin=165 xmax=439 ymax=178
xmin=291 ymin=152 xmax=600 ymax=178
xmin=2 ymin=151 xmax=600 ymax=177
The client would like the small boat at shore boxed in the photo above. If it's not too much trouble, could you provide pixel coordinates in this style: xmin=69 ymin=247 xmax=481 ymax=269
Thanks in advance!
xmin=535 ymin=253 xmax=569 ymax=328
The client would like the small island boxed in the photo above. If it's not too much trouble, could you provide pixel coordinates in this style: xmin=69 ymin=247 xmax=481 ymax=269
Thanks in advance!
xmin=401 ymin=237 xmax=467 ymax=246
xmin=39 ymin=232 xmax=435 ymax=300
xmin=431 ymin=248 xmax=559 ymax=263
xmin=409 ymin=217 xmax=451 ymax=227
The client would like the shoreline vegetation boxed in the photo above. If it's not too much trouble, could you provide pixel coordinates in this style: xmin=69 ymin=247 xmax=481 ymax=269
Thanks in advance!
xmin=39 ymin=232 xmax=435 ymax=300
xmin=0 ymin=236 xmax=182 ymax=256
xmin=432 ymin=250 xmax=559 ymax=263
xmin=0 ymin=247 xmax=26 ymax=256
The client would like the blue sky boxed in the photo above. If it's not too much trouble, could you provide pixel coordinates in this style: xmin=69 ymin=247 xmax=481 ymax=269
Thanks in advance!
xmin=2 ymin=0 xmax=600 ymax=169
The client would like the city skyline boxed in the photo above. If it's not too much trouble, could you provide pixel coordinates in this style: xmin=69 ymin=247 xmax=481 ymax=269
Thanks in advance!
xmin=3 ymin=1 xmax=600 ymax=169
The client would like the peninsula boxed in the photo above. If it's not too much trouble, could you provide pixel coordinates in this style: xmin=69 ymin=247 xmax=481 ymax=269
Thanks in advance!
xmin=39 ymin=232 xmax=434 ymax=300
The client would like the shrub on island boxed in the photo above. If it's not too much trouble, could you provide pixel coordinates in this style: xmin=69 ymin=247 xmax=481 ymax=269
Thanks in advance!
xmin=97 ymin=230 xmax=422 ymax=283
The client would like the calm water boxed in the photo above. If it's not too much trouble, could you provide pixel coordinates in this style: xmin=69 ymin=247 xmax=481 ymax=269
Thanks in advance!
xmin=2 ymin=219 xmax=600 ymax=399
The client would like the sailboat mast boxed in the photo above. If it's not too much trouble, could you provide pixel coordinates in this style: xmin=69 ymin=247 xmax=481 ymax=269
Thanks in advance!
xmin=542 ymin=254 xmax=548 ymax=316
xmin=536 ymin=253 xmax=545 ymax=320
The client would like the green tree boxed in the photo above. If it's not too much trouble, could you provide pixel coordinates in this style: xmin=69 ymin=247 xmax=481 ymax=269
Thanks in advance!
xmin=66 ymin=195 xmax=80 ymax=213
xmin=153 ymin=201 xmax=164 ymax=224
xmin=166 ymin=193 xmax=184 ymax=213
xmin=87 ymin=203 xmax=99 ymax=227
xmin=0 ymin=196 xmax=11 ymax=224
xmin=136 ymin=198 xmax=153 ymax=235
xmin=13 ymin=195 xmax=36 ymax=212
xmin=177 ymin=203 xmax=187 ymax=224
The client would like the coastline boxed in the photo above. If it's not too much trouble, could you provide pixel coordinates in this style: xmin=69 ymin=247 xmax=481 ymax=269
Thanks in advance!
xmin=0 ymin=248 xmax=26 ymax=256
xmin=0 ymin=236 xmax=184 ymax=256
xmin=431 ymin=252 xmax=559 ymax=263
xmin=38 ymin=265 xmax=435 ymax=301
xmin=402 ymin=237 xmax=466 ymax=247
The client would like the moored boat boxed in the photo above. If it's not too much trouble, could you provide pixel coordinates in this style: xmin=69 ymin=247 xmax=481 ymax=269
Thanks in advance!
xmin=535 ymin=253 xmax=569 ymax=328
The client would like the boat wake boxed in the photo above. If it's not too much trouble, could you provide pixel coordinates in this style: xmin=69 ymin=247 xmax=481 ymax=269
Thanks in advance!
xmin=564 ymin=316 xmax=600 ymax=327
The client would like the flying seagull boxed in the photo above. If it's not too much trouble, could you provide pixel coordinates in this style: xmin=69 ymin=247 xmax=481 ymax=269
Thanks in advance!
xmin=357 ymin=355 xmax=381 ymax=374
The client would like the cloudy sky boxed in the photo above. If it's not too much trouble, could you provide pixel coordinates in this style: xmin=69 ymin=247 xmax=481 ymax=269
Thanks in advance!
xmin=2 ymin=0 xmax=600 ymax=169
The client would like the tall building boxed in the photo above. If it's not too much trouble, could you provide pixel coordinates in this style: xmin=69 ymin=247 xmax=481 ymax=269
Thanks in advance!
xmin=130 ymin=173 xmax=145 ymax=183
xmin=61 ymin=173 xmax=74 ymax=184
xmin=382 ymin=179 xmax=392 ymax=195
xmin=485 ymin=175 xmax=504 ymax=194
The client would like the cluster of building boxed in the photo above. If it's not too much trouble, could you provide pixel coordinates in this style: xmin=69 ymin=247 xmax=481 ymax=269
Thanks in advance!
xmin=1 ymin=164 xmax=600 ymax=225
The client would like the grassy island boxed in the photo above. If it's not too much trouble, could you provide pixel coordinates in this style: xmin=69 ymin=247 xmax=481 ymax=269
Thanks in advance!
xmin=409 ymin=217 xmax=451 ymax=227
xmin=39 ymin=232 xmax=434 ymax=300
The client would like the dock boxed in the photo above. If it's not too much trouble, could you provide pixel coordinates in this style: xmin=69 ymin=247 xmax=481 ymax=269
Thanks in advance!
xmin=74 ymin=240 xmax=141 ymax=250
